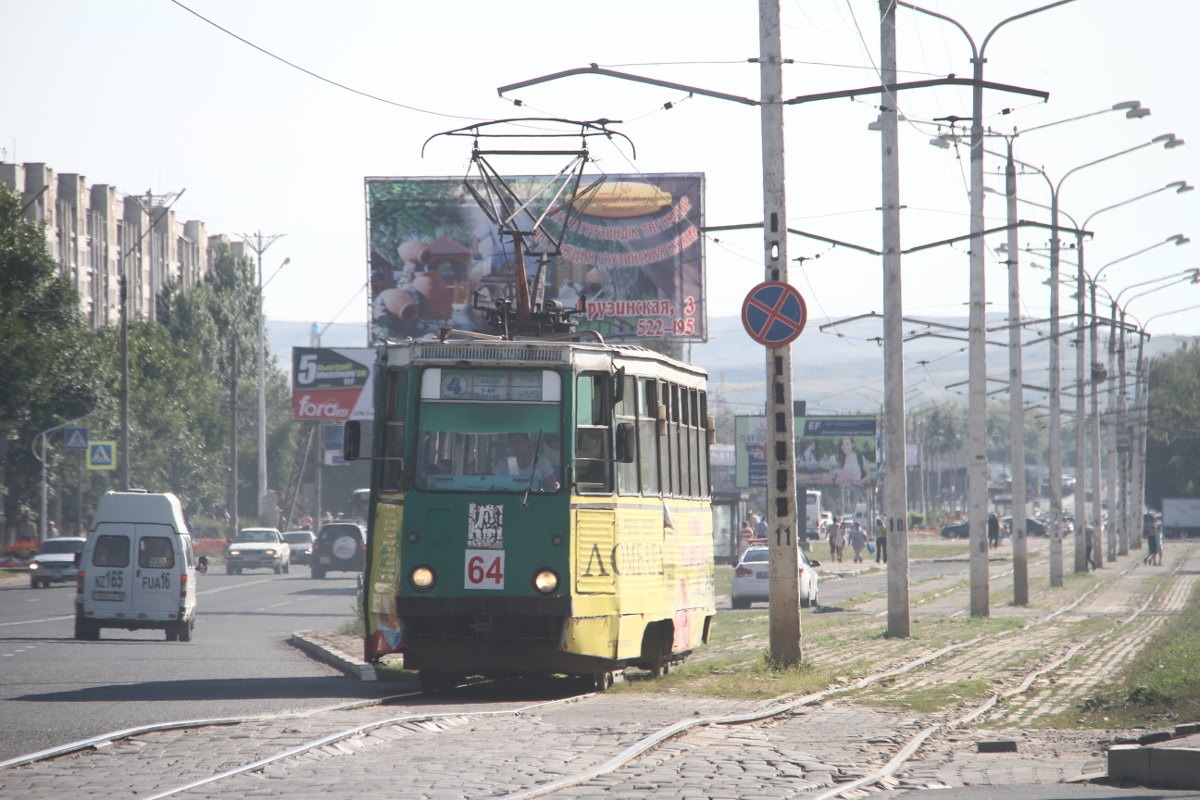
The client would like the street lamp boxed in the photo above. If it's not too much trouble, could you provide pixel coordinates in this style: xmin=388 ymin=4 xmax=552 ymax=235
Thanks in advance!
xmin=257 ymin=255 xmax=289 ymax=527
xmin=1043 ymin=133 xmax=1183 ymax=583
xmin=900 ymin=0 xmax=1079 ymax=616
xmin=1110 ymin=272 xmax=1200 ymax=546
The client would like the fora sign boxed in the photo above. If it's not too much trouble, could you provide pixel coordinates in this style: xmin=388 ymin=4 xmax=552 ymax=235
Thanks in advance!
xmin=293 ymin=394 xmax=351 ymax=420
xmin=290 ymin=348 xmax=376 ymax=422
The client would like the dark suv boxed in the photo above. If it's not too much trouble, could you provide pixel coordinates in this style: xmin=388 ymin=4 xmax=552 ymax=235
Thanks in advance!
xmin=311 ymin=521 xmax=367 ymax=579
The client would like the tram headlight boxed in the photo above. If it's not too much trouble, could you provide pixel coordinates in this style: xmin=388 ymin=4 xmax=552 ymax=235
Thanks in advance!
xmin=533 ymin=569 xmax=559 ymax=594
xmin=411 ymin=565 xmax=435 ymax=590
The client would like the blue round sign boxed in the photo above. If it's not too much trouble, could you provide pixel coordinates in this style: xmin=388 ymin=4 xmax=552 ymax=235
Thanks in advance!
xmin=742 ymin=281 xmax=807 ymax=346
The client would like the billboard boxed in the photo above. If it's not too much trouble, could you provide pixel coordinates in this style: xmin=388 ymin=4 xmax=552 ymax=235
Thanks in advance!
xmin=734 ymin=414 xmax=878 ymax=489
xmin=365 ymin=174 xmax=705 ymax=343
xmin=291 ymin=347 xmax=375 ymax=421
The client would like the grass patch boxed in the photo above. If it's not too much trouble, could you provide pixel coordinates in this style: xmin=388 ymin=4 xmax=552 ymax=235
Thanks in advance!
xmin=908 ymin=542 xmax=969 ymax=560
xmin=1048 ymin=581 xmax=1200 ymax=728
xmin=868 ymin=678 xmax=993 ymax=712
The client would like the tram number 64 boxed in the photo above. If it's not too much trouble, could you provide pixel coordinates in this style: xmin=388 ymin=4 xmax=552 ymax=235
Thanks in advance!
xmin=465 ymin=550 xmax=505 ymax=590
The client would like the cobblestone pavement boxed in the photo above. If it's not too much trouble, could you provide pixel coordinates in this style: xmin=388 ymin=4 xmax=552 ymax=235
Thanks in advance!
xmin=1 ymin=539 xmax=1197 ymax=800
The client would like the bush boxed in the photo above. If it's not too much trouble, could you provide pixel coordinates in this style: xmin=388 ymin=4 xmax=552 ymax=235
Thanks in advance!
xmin=925 ymin=508 xmax=952 ymax=529
xmin=2 ymin=540 xmax=38 ymax=560
xmin=908 ymin=512 xmax=925 ymax=529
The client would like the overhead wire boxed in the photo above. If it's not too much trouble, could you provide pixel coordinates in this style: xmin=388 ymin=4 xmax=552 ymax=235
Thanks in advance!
xmin=167 ymin=0 xmax=482 ymax=121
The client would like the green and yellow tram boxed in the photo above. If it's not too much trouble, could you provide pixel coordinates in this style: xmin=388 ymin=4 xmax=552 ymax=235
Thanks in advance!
xmin=349 ymin=336 xmax=715 ymax=689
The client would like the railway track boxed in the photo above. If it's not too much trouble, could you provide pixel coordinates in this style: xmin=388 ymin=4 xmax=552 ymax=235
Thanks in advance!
xmin=2 ymin=542 xmax=1194 ymax=800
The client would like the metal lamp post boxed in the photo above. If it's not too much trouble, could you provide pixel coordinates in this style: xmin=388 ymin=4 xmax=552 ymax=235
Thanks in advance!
xmin=900 ymin=0 xmax=1079 ymax=615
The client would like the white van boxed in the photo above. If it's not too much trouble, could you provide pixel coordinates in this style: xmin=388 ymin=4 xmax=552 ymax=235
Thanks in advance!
xmin=75 ymin=491 xmax=199 ymax=641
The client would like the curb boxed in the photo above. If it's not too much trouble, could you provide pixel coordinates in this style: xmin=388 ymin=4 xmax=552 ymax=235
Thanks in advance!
xmin=289 ymin=631 xmax=377 ymax=682
xmin=1106 ymin=727 xmax=1200 ymax=790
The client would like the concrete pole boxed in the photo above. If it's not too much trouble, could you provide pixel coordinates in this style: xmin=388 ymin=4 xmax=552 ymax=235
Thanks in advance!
xmin=966 ymin=46 xmax=990 ymax=617
xmin=759 ymin=0 xmax=801 ymax=665
xmin=1089 ymin=281 xmax=1105 ymax=563
xmin=1003 ymin=141 xmax=1028 ymax=605
xmin=880 ymin=0 xmax=910 ymax=637
xmin=1047 ymin=186 xmax=1066 ymax=586
xmin=1106 ymin=305 xmax=1119 ymax=556
xmin=1074 ymin=235 xmax=1090 ymax=570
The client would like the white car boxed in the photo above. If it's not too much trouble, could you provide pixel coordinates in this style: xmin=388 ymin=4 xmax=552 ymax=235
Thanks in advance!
xmin=225 ymin=528 xmax=290 ymax=574
xmin=731 ymin=545 xmax=820 ymax=610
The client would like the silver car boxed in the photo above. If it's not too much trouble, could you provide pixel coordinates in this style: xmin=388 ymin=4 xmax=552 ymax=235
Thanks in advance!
xmin=731 ymin=545 xmax=820 ymax=610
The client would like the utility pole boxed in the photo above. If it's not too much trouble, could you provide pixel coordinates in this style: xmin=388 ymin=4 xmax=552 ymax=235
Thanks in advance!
xmin=759 ymin=0 xmax=802 ymax=665
xmin=119 ymin=188 xmax=183 ymax=490
xmin=879 ymin=0 xmax=910 ymax=637
xmin=240 ymin=230 xmax=284 ymax=526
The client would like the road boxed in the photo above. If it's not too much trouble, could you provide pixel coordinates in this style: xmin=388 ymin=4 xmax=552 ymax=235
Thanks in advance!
xmin=0 ymin=568 xmax=397 ymax=763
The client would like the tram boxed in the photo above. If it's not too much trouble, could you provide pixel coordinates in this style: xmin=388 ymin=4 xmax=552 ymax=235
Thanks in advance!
xmin=346 ymin=326 xmax=715 ymax=689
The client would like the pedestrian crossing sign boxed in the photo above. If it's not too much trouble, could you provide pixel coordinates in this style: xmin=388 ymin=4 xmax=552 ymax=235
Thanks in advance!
xmin=64 ymin=427 xmax=89 ymax=450
xmin=88 ymin=441 xmax=116 ymax=471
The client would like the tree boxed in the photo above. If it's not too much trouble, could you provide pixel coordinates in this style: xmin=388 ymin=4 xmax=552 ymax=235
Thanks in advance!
xmin=1145 ymin=341 xmax=1200 ymax=505
xmin=0 ymin=186 xmax=107 ymax=539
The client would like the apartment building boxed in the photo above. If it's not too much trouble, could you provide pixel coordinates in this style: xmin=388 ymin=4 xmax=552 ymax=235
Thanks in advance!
xmin=1 ymin=160 xmax=255 ymax=328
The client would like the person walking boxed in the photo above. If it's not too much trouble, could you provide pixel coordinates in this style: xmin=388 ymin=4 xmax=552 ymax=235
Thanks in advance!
xmin=987 ymin=512 xmax=1000 ymax=549
xmin=1152 ymin=523 xmax=1164 ymax=566
xmin=875 ymin=518 xmax=888 ymax=563
xmin=830 ymin=522 xmax=847 ymax=563
xmin=847 ymin=521 xmax=868 ymax=563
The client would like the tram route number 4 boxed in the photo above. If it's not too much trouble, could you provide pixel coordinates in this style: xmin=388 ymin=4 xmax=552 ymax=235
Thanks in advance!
xmin=465 ymin=549 xmax=505 ymax=590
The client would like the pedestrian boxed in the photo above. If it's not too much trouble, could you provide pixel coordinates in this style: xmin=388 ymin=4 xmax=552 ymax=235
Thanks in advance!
xmin=1152 ymin=523 xmax=1164 ymax=566
xmin=754 ymin=513 xmax=768 ymax=539
xmin=826 ymin=521 xmax=838 ymax=560
xmin=737 ymin=518 xmax=754 ymax=560
xmin=1085 ymin=526 xmax=1096 ymax=571
xmin=830 ymin=522 xmax=847 ymax=563
xmin=47 ymin=520 xmax=59 ymax=538
xmin=1144 ymin=523 xmax=1160 ymax=565
xmin=875 ymin=518 xmax=888 ymax=563
xmin=848 ymin=521 xmax=868 ymax=563
xmin=987 ymin=512 xmax=1000 ymax=549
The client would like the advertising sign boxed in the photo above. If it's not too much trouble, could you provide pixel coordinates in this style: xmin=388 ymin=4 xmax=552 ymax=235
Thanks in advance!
xmin=735 ymin=415 xmax=878 ymax=489
xmin=291 ymin=348 xmax=375 ymax=421
xmin=365 ymin=174 xmax=706 ymax=343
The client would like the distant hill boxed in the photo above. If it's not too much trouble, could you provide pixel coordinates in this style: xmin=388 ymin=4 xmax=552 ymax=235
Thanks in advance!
xmin=268 ymin=316 xmax=1190 ymax=414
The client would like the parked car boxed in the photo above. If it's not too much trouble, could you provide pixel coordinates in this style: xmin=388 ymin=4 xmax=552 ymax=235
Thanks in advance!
xmin=311 ymin=521 xmax=367 ymax=579
xmin=1001 ymin=516 xmax=1048 ymax=537
xmin=940 ymin=520 xmax=969 ymax=539
xmin=225 ymin=528 xmax=290 ymax=574
xmin=282 ymin=531 xmax=316 ymax=565
xmin=28 ymin=537 xmax=86 ymax=588
xmin=731 ymin=545 xmax=820 ymax=610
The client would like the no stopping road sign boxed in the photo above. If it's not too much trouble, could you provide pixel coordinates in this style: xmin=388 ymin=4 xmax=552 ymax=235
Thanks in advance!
xmin=742 ymin=282 xmax=807 ymax=346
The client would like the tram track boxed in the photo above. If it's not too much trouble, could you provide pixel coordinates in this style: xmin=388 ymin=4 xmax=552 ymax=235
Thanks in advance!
xmin=2 ymin=544 xmax=1194 ymax=799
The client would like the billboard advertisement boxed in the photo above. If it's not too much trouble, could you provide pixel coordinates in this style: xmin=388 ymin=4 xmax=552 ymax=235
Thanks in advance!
xmin=291 ymin=347 xmax=375 ymax=421
xmin=734 ymin=414 xmax=878 ymax=489
xmin=365 ymin=174 xmax=705 ymax=343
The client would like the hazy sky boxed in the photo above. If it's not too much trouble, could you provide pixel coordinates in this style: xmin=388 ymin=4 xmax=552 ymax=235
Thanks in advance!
xmin=5 ymin=0 xmax=1198 ymax=352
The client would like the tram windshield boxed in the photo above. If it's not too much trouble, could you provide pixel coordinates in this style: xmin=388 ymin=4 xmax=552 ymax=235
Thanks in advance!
xmin=412 ymin=417 xmax=561 ymax=491
xmin=413 ymin=368 xmax=563 ymax=493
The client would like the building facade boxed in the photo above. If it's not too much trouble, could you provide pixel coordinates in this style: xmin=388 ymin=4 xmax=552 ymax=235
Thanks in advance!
xmin=2 ymin=160 xmax=253 ymax=328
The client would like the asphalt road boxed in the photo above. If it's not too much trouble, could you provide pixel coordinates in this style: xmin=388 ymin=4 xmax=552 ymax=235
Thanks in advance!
xmin=0 ymin=567 xmax=397 ymax=763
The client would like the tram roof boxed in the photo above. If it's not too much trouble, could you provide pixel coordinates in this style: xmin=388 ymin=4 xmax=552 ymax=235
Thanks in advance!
xmin=377 ymin=337 xmax=707 ymax=382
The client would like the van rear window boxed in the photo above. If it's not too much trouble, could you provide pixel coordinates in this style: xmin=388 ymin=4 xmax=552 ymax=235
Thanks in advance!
xmin=93 ymin=535 xmax=130 ymax=567
xmin=139 ymin=537 xmax=175 ymax=569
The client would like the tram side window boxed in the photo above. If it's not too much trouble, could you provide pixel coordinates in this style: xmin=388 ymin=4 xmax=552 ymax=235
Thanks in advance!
xmin=575 ymin=373 xmax=612 ymax=493
xmin=668 ymin=383 xmax=682 ymax=496
xmin=616 ymin=374 xmax=639 ymax=495
xmin=381 ymin=371 xmax=408 ymax=490
xmin=638 ymin=378 xmax=660 ymax=495
xmin=697 ymin=390 xmax=710 ymax=497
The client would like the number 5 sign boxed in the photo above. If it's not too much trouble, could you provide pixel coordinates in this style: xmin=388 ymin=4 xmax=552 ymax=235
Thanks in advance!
xmin=465 ymin=550 xmax=505 ymax=590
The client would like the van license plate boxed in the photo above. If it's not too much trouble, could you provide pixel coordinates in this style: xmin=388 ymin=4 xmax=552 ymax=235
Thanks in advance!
xmin=92 ymin=591 xmax=125 ymax=601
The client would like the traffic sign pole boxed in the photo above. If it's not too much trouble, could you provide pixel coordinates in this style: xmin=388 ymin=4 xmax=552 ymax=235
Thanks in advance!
xmin=758 ymin=0 xmax=802 ymax=667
